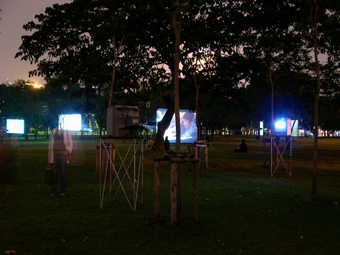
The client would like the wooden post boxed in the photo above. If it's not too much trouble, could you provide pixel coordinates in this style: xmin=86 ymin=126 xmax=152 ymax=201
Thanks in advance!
xmin=205 ymin=146 xmax=208 ymax=171
xmin=170 ymin=161 xmax=179 ymax=225
xmin=177 ymin=162 xmax=181 ymax=218
xmin=193 ymin=160 xmax=199 ymax=222
xmin=290 ymin=136 xmax=293 ymax=177
xmin=154 ymin=156 xmax=200 ymax=225
xmin=195 ymin=144 xmax=208 ymax=172
xmin=197 ymin=147 xmax=201 ymax=170
xmin=101 ymin=146 xmax=105 ymax=179
xmin=263 ymin=139 xmax=267 ymax=167
xmin=96 ymin=145 xmax=100 ymax=176
xmin=154 ymin=160 xmax=161 ymax=218
xmin=111 ymin=143 xmax=116 ymax=175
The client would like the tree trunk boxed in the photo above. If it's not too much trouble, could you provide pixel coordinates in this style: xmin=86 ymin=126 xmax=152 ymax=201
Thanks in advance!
xmin=194 ymin=73 xmax=200 ymax=141
xmin=173 ymin=1 xmax=182 ymax=150
xmin=152 ymin=96 xmax=174 ymax=152
xmin=311 ymin=0 xmax=321 ymax=196
xmin=269 ymin=60 xmax=274 ymax=135
xmin=108 ymin=35 xmax=125 ymax=109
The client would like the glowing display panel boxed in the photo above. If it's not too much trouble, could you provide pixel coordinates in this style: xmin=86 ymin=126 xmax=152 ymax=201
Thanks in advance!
xmin=273 ymin=118 xmax=291 ymax=136
xmin=6 ymin=119 xmax=24 ymax=134
xmin=156 ymin=108 xmax=197 ymax=143
xmin=59 ymin=114 xmax=81 ymax=131
xmin=275 ymin=120 xmax=286 ymax=132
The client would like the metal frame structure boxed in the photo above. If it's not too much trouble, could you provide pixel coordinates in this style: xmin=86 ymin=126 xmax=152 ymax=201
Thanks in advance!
xmin=270 ymin=136 xmax=292 ymax=177
xmin=98 ymin=137 xmax=144 ymax=210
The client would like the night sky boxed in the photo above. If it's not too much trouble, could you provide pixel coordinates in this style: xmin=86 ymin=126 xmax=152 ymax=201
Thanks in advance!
xmin=0 ymin=0 xmax=70 ymax=85
xmin=1 ymin=1 xmax=327 ymax=86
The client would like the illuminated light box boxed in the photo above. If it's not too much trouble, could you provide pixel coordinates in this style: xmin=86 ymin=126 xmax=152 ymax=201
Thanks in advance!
xmin=6 ymin=119 xmax=25 ymax=134
xmin=157 ymin=108 xmax=197 ymax=143
xmin=273 ymin=118 xmax=291 ymax=136
xmin=260 ymin=121 xmax=264 ymax=136
xmin=59 ymin=114 xmax=81 ymax=131
xmin=291 ymin=120 xmax=298 ymax=137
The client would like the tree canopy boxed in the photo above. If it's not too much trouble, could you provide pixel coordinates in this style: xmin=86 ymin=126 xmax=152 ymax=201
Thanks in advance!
xmin=14 ymin=0 xmax=340 ymax=137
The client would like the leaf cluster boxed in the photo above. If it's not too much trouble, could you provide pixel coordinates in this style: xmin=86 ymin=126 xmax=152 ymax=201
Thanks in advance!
xmin=13 ymin=0 xmax=340 ymax=131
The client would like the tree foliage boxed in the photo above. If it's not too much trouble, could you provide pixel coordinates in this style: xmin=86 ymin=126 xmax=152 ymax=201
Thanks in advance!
xmin=13 ymin=0 xmax=340 ymax=142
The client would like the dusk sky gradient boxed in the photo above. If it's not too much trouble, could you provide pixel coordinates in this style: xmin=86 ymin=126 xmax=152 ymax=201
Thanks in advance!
xmin=1 ymin=1 xmax=327 ymax=86
xmin=0 ymin=0 xmax=70 ymax=85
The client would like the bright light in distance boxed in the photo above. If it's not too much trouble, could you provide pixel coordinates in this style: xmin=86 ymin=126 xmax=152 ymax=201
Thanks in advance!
xmin=6 ymin=119 xmax=24 ymax=134
xmin=59 ymin=114 xmax=81 ymax=131
xmin=25 ymin=82 xmax=43 ymax=88
xmin=275 ymin=120 xmax=286 ymax=129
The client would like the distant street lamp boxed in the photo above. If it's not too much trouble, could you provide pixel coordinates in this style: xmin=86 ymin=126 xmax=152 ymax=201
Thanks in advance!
xmin=25 ymin=82 xmax=44 ymax=89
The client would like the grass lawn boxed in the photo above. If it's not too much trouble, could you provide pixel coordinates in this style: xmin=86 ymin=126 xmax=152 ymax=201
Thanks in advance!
xmin=1 ymin=135 xmax=340 ymax=255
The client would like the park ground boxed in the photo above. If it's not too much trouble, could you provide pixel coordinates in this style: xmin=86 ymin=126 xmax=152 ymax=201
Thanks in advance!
xmin=1 ymin=135 xmax=340 ymax=254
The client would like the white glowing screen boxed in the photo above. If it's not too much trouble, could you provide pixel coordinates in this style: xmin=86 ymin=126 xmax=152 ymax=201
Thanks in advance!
xmin=275 ymin=120 xmax=286 ymax=131
xmin=6 ymin=119 xmax=24 ymax=134
xmin=59 ymin=114 xmax=81 ymax=131
xmin=156 ymin=108 xmax=197 ymax=143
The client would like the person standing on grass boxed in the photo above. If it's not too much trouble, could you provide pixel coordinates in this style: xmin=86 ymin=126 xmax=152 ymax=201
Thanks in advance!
xmin=48 ymin=127 xmax=73 ymax=196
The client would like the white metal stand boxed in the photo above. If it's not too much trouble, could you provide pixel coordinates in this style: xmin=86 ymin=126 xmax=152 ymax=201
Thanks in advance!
xmin=270 ymin=136 xmax=292 ymax=177
xmin=98 ymin=137 xmax=144 ymax=210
